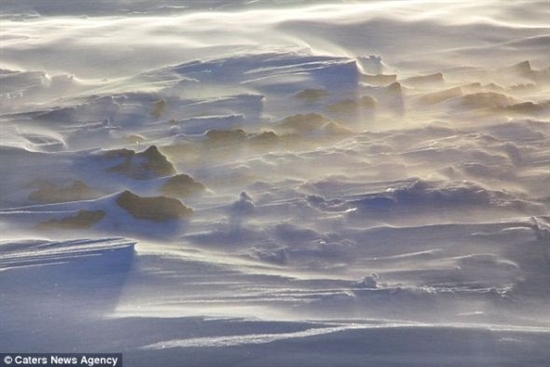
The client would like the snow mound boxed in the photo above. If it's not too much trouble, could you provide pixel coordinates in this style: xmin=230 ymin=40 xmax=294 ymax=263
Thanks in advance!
xmin=28 ymin=180 xmax=100 ymax=204
xmin=38 ymin=210 xmax=106 ymax=230
xmin=159 ymin=174 xmax=206 ymax=198
xmin=116 ymin=190 xmax=193 ymax=222
xmin=104 ymin=145 xmax=176 ymax=179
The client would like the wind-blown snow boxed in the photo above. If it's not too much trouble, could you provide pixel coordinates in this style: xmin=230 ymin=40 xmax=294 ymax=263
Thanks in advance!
xmin=1 ymin=1 xmax=549 ymax=366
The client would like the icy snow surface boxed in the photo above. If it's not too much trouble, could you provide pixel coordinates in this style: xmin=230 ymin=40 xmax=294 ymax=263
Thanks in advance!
xmin=1 ymin=1 xmax=549 ymax=366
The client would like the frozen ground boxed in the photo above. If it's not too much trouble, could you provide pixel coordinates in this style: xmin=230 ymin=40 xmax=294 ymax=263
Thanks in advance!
xmin=1 ymin=1 xmax=549 ymax=366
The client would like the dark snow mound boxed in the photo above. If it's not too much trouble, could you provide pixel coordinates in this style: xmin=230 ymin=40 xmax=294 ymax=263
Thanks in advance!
xmin=116 ymin=190 xmax=193 ymax=222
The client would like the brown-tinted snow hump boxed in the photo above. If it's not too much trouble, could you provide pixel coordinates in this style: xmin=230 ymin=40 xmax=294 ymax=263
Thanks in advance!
xmin=105 ymin=145 xmax=176 ymax=179
xmin=159 ymin=174 xmax=206 ymax=198
xmin=116 ymin=190 xmax=193 ymax=221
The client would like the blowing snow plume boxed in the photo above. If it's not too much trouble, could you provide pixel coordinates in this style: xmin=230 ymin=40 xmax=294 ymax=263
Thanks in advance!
xmin=0 ymin=1 xmax=549 ymax=367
